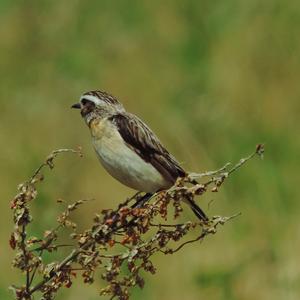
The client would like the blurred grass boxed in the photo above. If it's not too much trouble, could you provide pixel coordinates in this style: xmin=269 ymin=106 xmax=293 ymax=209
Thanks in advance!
xmin=1 ymin=1 xmax=299 ymax=299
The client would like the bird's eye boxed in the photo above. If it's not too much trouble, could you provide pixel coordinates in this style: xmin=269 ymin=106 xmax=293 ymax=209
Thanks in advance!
xmin=81 ymin=98 xmax=89 ymax=105
xmin=81 ymin=98 xmax=96 ymax=109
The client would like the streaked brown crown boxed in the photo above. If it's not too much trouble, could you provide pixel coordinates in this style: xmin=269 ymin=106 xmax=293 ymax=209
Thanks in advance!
xmin=83 ymin=90 xmax=122 ymax=107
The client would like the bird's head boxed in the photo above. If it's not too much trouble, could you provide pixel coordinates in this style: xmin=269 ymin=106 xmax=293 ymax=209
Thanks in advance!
xmin=72 ymin=90 xmax=124 ymax=125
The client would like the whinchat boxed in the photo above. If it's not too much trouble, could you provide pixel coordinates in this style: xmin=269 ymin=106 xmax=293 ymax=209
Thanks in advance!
xmin=72 ymin=90 xmax=207 ymax=221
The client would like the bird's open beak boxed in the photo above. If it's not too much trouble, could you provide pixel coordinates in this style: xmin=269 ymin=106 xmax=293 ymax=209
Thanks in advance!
xmin=71 ymin=103 xmax=81 ymax=109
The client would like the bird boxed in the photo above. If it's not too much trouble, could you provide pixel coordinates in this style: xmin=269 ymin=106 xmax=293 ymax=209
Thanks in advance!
xmin=71 ymin=90 xmax=208 ymax=221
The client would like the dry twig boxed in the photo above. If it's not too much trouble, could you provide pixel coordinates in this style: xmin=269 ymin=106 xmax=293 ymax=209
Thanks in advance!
xmin=10 ymin=144 xmax=264 ymax=300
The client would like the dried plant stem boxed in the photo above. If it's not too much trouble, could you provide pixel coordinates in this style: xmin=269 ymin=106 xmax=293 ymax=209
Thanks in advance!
xmin=10 ymin=144 xmax=264 ymax=300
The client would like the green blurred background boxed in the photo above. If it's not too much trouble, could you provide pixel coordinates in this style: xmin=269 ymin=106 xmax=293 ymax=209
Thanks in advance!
xmin=1 ymin=1 xmax=299 ymax=299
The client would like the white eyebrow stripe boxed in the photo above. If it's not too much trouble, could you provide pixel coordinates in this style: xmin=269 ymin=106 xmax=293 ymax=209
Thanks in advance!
xmin=80 ymin=95 xmax=103 ymax=105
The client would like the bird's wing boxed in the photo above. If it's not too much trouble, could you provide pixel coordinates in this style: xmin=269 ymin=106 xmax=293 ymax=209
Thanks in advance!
xmin=110 ymin=113 xmax=186 ymax=183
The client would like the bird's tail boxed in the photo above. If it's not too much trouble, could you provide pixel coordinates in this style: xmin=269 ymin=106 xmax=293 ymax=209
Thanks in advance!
xmin=185 ymin=198 xmax=208 ymax=222
xmin=131 ymin=192 xmax=208 ymax=222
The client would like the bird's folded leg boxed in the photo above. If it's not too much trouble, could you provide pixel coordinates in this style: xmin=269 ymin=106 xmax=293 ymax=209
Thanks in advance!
xmin=131 ymin=192 xmax=153 ymax=209
xmin=117 ymin=191 xmax=142 ymax=211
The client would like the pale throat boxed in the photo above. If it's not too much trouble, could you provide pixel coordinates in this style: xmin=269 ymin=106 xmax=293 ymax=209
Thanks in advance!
xmin=89 ymin=118 xmax=112 ymax=139
xmin=83 ymin=105 xmax=117 ymax=128
xmin=84 ymin=111 xmax=98 ymax=127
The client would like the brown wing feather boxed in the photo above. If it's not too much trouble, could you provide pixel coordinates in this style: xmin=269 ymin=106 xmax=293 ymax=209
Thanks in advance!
xmin=110 ymin=113 xmax=186 ymax=183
